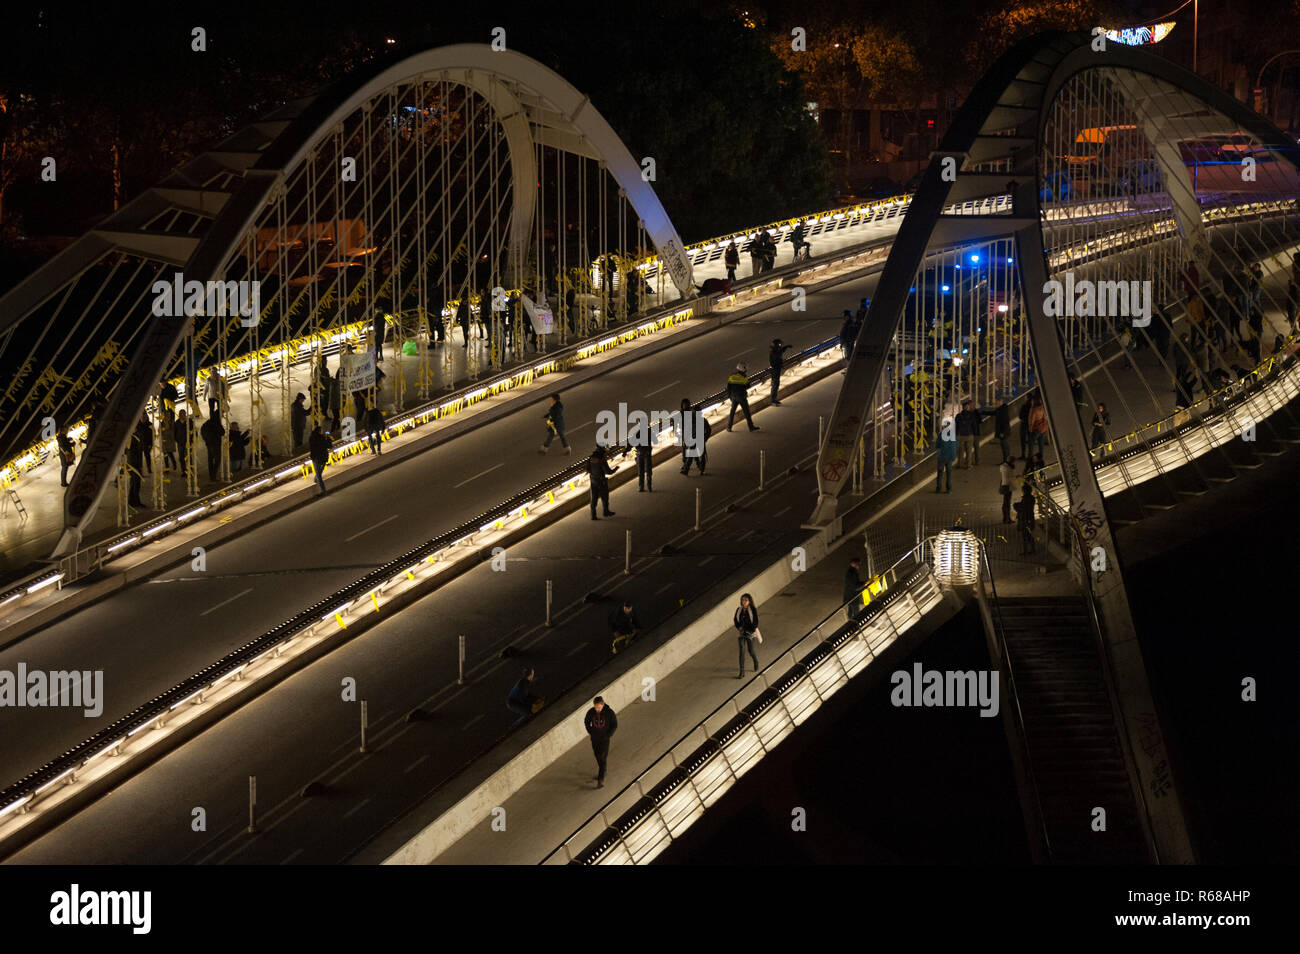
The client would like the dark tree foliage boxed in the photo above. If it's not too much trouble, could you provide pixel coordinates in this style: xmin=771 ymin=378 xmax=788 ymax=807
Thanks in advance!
xmin=0 ymin=0 xmax=831 ymax=272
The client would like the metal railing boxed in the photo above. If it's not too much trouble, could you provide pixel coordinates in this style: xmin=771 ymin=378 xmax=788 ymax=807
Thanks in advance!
xmin=974 ymin=544 xmax=1052 ymax=862
xmin=1022 ymin=477 xmax=1162 ymax=863
xmin=541 ymin=540 xmax=945 ymax=865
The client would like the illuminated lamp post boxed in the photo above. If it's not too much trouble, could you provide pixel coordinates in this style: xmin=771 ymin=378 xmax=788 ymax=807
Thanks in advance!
xmin=931 ymin=527 xmax=981 ymax=585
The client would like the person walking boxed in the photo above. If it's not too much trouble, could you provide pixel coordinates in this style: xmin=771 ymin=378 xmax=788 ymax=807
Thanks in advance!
xmin=726 ymin=363 xmax=759 ymax=431
xmin=789 ymin=220 xmax=810 ymax=261
xmin=1014 ymin=484 xmax=1037 ymax=555
xmin=57 ymin=428 xmax=75 ymax=487
xmin=173 ymin=409 xmax=193 ymax=477
xmin=587 ymin=445 xmax=615 ymax=520
xmin=291 ymin=392 xmax=309 ymax=450
xmin=724 ymin=241 xmax=739 ymax=283
xmin=633 ymin=418 xmax=654 ymax=492
xmin=1090 ymin=402 xmax=1111 ymax=449
xmin=365 ymin=405 xmax=386 ymax=456
xmin=609 ymin=599 xmax=641 ymax=654
xmin=762 ymin=232 xmax=776 ymax=272
xmin=999 ymin=457 xmax=1015 ymax=524
xmin=839 ymin=310 xmax=856 ymax=363
xmin=748 ymin=235 xmax=763 ymax=277
xmin=769 ymin=338 xmax=791 ymax=405
xmin=993 ymin=397 xmax=1011 ymax=462
xmin=506 ymin=668 xmax=541 ymax=726
xmin=1027 ymin=397 xmax=1049 ymax=459
xmin=204 ymin=370 xmax=225 ymax=421
xmin=955 ymin=399 xmax=981 ymax=468
xmin=935 ymin=419 xmax=957 ymax=493
xmin=540 ymin=393 xmax=571 ymax=453
xmin=308 ymin=424 xmax=331 ymax=495
xmin=228 ymin=421 xmax=249 ymax=474
xmin=843 ymin=557 xmax=864 ymax=620
xmin=678 ymin=398 xmax=710 ymax=475
xmin=200 ymin=414 xmax=225 ymax=481
xmin=584 ymin=697 xmax=618 ymax=788
xmin=734 ymin=593 xmax=760 ymax=678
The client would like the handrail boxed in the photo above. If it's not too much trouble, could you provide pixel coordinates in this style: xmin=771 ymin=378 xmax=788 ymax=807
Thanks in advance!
xmin=542 ymin=538 xmax=937 ymax=865
xmin=1023 ymin=477 xmax=1162 ymax=863
xmin=0 ymin=335 xmax=845 ymax=825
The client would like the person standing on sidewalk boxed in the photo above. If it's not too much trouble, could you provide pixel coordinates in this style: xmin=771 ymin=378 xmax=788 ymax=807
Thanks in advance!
xmin=1090 ymin=402 xmax=1111 ymax=450
xmin=632 ymin=418 xmax=654 ymax=492
xmin=843 ymin=556 xmax=865 ymax=620
xmin=1014 ymin=484 xmax=1037 ymax=555
xmin=734 ymin=593 xmax=760 ymax=678
xmin=935 ymin=418 xmax=957 ymax=493
xmin=769 ymin=338 xmax=791 ymax=405
xmin=724 ymin=241 xmax=739 ymax=283
xmin=726 ymin=363 xmax=759 ymax=431
xmin=588 ymin=445 xmax=615 ymax=519
xmin=993 ymin=397 xmax=1011 ymax=463
xmin=955 ymin=399 xmax=981 ymax=468
xmin=540 ymin=393 xmax=571 ymax=454
xmin=584 ymin=697 xmax=618 ymax=788
xmin=678 ymin=398 xmax=710 ymax=475
xmin=291 ymin=392 xmax=309 ymax=451
xmin=999 ymin=458 xmax=1015 ymax=524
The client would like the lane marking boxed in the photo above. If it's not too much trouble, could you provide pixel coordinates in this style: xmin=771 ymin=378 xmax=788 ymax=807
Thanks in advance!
xmin=462 ymin=713 xmax=485 ymax=731
xmin=565 ymin=640 xmax=589 ymax=657
xmin=653 ymin=581 xmax=674 ymax=595
xmin=644 ymin=379 xmax=681 ymax=398
xmin=280 ymin=848 xmax=305 ymax=865
xmin=403 ymin=754 xmax=430 ymax=774
xmin=344 ymin=513 xmax=400 ymax=542
xmin=698 ymin=555 xmax=716 ymax=566
xmin=569 ymin=420 xmax=594 ymax=433
xmin=199 ymin=587 xmax=254 ymax=617
xmin=452 ymin=462 xmax=504 ymax=489
xmin=725 ymin=349 xmax=751 ymax=362
xmin=341 ymin=797 xmax=371 ymax=820
xmin=773 ymin=506 xmax=791 ymax=518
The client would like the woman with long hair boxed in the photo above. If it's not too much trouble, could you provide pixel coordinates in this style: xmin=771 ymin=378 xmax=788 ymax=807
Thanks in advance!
xmin=734 ymin=593 xmax=760 ymax=679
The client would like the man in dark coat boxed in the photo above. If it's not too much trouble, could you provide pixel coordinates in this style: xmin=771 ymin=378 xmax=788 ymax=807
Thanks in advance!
xmin=540 ymin=393 xmax=570 ymax=453
xmin=844 ymin=556 xmax=865 ymax=620
xmin=200 ymin=415 xmax=224 ymax=481
xmin=291 ymin=392 xmax=309 ymax=450
xmin=587 ymin=445 xmax=615 ymax=519
xmin=173 ymin=409 xmax=193 ymax=477
xmin=609 ymin=600 xmax=642 ymax=654
xmin=677 ymin=398 xmax=710 ymax=475
xmin=308 ymin=425 xmax=331 ymax=495
xmin=769 ymin=338 xmax=792 ymax=405
xmin=583 ymin=697 xmax=618 ymax=788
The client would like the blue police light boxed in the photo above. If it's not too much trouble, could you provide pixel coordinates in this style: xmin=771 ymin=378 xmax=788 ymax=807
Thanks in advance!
xmin=970 ymin=253 xmax=980 ymax=263
xmin=909 ymin=286 xmax=916 ymax=293
xmin=1007 ymin=257 xmax=1015 ymax=263
xmin=941 ymin=284 xmax=951 ymax=292
xmin=962 ymin=347 xmax=968 ymax=354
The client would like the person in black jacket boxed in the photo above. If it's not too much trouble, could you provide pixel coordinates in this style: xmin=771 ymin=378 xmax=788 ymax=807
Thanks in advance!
xmin=844 ymin=556 xmax=864 ymax=620
xmin=993 ymin=397 xmax=1011 ymax=462
xmin=839 ymin=310 xmax=856 ymax=362
xmin=587 ymin=445 xmax=615 ymax=520
xmin=734 ymin=593 xmax=760 ymax=678
xmin=173 ymin=409 xmax=193 ymax=477
xmin=540 ymin=393 xmax=570 ymax=453
xmin=583 ymin=697 xmax=618 ymax=788
xmin=228 ymin=420 xmax=250 ymax=473
xmin=57 ymin=428 xmax=75 ymax=487
xmin=678 ymin=398 xmax=710 ymax=475
xmin=769 ymin=338 xmax=792 ymax=405
xmin=1014 ymin=485 xmax=1037 ymax=555
xmin=632 ymin=418 xmax=654 ymax=492
xmin=200 ymin=415 xmax=224 ymax=481
xmin=308 ymin=425 xmax=331 ymax=495
xmin=365 ymin=406 xmax=386 ymax=456
xmin=609 ymin=599 xmax=641 ymax=654
xmin=724 ymin=241 xmax=739 ymax=282
xmin=291 ymin=392 xmax=309 ymax=450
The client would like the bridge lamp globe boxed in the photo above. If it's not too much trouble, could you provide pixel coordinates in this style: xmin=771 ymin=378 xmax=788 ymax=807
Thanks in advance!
xmin=932 ymin=529 xmax=980 ymax=586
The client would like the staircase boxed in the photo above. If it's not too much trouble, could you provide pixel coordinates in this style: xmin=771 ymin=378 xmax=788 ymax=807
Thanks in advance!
xmin=997 ymin=595 xmax=1152 ymax=863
